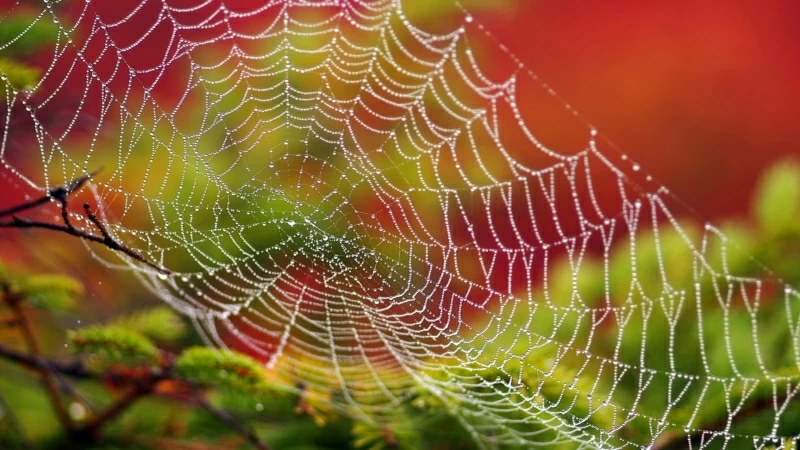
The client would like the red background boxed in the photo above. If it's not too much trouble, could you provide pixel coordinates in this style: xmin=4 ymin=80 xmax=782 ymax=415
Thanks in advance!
xmin=473 ymin=0 xmax=800 ymax=220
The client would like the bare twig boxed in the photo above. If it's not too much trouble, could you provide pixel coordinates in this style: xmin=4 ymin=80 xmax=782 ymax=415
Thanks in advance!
xmin=0 ymin=169 xmax=100 ymax=219
xmin=60 ymin=201 xmax=74 ymax=231
xmin=81 ymin=202 xmax=171 ymax=274
xmin=0 ymin=170 xmax=170 ymax=275
xmin=0 ymin=194 xmax=51 ymax=219
xmin=0 ymin=214 xmax=170 ymax=274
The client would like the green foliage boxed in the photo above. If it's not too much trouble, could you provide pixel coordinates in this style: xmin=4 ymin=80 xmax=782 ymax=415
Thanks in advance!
xmin=0 ymin=57 xmax=40 ymax=91
xmin=0 ymin=13 xmax=59 ymax=91
xmin=14 ymin=274 xmax=83 ymax=311
xmin=174 ymin=347 xmax=269 ymax=394
xmin=0 ymin=15 xmax=59 ymax=57
xmin=70 ymin=326 xmax=159 ymax=367
xmin=0 ymin=261 xmax=82 ymax=312
xmin=108 ymin=307 xmax=187 ymax=343
xmin=754 ymin=158 xmax=800 ymax=236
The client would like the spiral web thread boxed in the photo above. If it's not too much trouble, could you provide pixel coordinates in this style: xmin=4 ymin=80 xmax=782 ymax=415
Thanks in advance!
xmin=1 ymin=0 xmax=800 ymax=448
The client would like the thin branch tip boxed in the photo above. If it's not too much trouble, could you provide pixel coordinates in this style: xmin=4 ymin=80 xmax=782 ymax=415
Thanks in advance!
xmin=1 ymin=171 xmax=170 ymax=275
xmin=1 ymin=169 xmax=103 ymax=218
xmin=66 ymin=167 xmax=103 ymax=194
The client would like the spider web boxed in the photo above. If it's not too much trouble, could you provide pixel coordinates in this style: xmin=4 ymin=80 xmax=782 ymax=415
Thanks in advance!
xmin=1 ymin=0 xmax=799 ymax=448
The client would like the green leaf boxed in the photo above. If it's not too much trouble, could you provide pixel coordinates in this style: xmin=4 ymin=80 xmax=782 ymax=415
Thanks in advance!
xmin=108 ymin=306 xmax=187 ymax=343
xmin=70 ymin=326 xmax=159 ymax=367
xmin=15 ymin=274 xmax=82 ymax=311
xmin=174 ymin=347 xmax=268 ymax=394
xmin=754 ymin=158 xmax=800 ymax=236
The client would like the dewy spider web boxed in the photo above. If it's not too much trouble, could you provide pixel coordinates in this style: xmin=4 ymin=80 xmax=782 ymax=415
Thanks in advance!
xmin=1 ymin=0 xmax=799 ymax=448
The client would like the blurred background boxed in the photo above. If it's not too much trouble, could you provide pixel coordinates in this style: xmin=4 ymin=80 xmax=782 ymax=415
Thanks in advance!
xmin=471 ymin=0 xmax=800 ymax=219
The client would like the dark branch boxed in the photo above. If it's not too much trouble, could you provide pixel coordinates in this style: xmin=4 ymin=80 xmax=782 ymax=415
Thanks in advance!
xmin=60 ymin=201 xmax=74 ymax=232
xmin=82 ymin=202 xmax=171 ymax=274
xmin=0 ymin=168 xmax=101 ymax=219
xmin=0 ymin=342 xmax=272 ymax=450
xmin=0 ymin=170 xmax=170 ymax=275
xmin=72 ymin=382 xmax=152 ymax=442
xmin=0 ymin=302 xmax=94 ymax=413
xmin=5 ymin=294 xmax=73 ymax=430
xmin=195 ymin=393 xmax=272 ymax=450
xmin=0 ymin=317 xmax=22 ymax=328
xmin=0 ymin=342 xmax=91 ymax=378
xmin=0 ymin=194 xmax=50 ymax=219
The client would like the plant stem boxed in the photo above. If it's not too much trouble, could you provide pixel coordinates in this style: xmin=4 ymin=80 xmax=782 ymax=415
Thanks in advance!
xmin=0 ymin=211 xmax=170 ymax=274
xmin=195 ymin=394 xmax=272 ymax=450
xmin=72 ymin=383 xmax=151 ymax=442
xmin=0 ymin=342 xmax=90 ymax=378
xmin=4 ymin=294 xmax=73 ymax=431
xmin=0 ymin=169 xmax=170 ymax=275
xmin=0 ymin=169 xmax=99 ymax=219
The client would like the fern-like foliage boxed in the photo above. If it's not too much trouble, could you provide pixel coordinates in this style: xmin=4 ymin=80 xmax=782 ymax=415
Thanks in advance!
xmin=70 ymin=326 xmax=159 ymax=368
xmin=175 ymin=347 xmax=270 ymax=394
